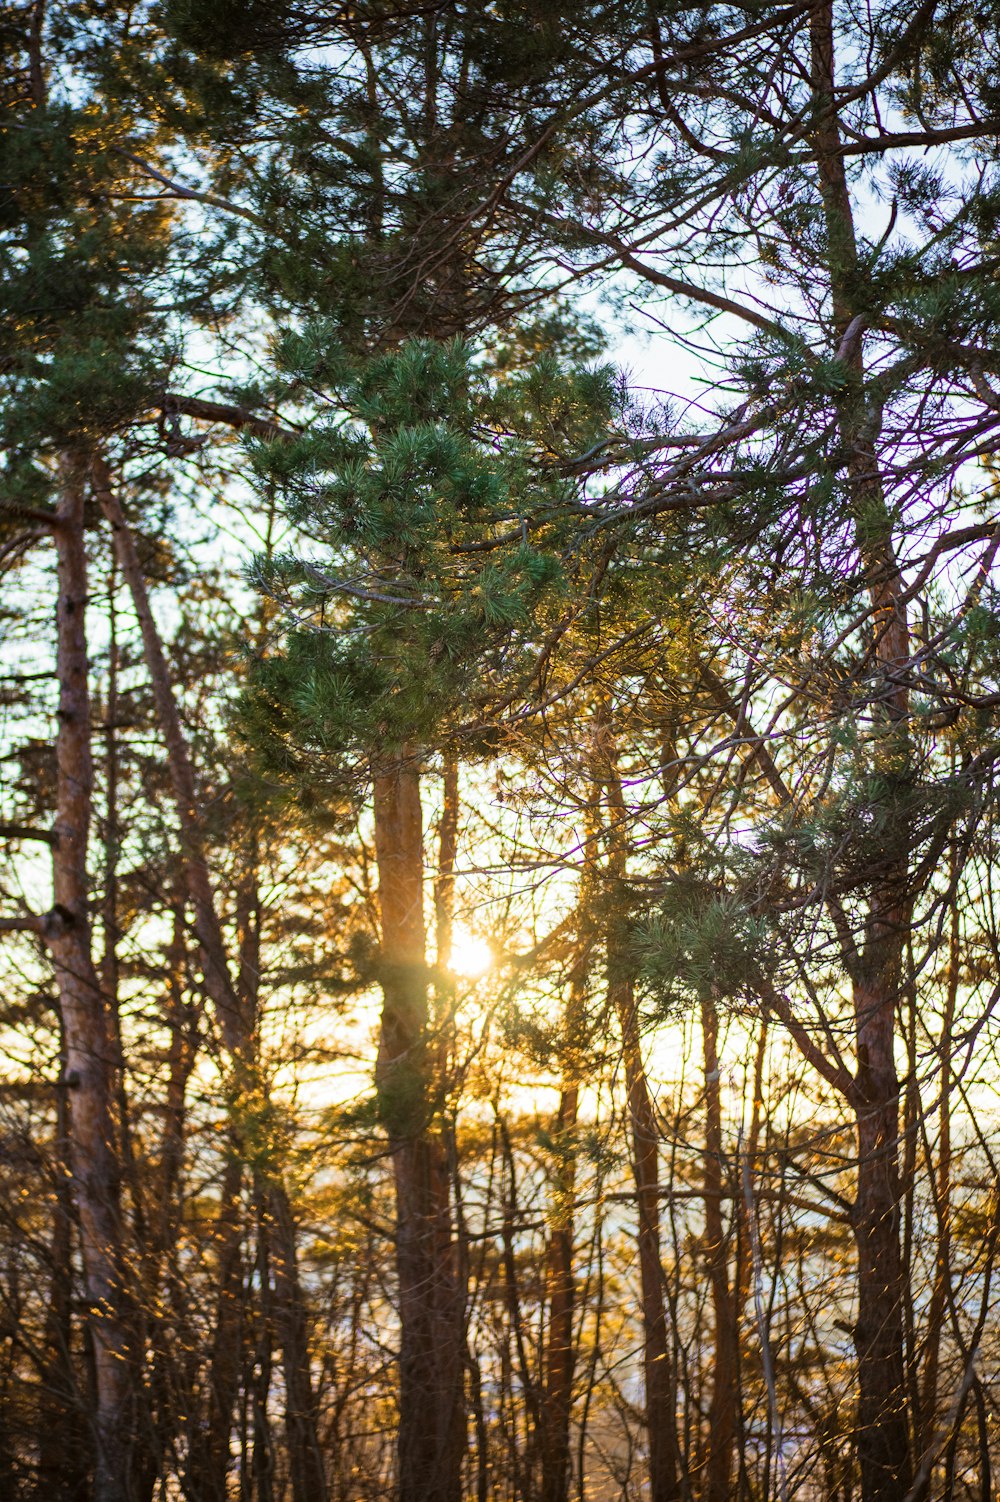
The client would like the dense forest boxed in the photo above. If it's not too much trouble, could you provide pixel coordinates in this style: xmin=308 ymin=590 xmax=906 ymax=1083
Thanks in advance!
xmin=2 ymin=3 xmax=1000 ymax=1501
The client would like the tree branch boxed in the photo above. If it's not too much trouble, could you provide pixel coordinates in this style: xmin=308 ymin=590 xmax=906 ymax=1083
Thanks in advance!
xmin=159 ymin=393 xmax=297 ymax=442
xmin=0 ymin=823 xmax=56 ymax=846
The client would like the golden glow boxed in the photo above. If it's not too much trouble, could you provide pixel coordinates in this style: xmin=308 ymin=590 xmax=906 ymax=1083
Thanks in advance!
xmin=448 ymin=925 xmax=493 ymax=979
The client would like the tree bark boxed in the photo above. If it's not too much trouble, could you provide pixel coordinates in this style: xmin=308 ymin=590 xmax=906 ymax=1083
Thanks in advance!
xmin=186 ymin=1153 xmax=245 ymax=1502
xmin=618 ymin=979 xmax=682 ymax=1502
xmin=35 ymin=1023 xmax=92 ymax=1502
xmin=601 ymin=738 xmax=681 ymax=1502
xmin=48 ymin=457 xmax=138 ymax=1502
xmin=851 ymin=965 xmax=910 ymax=1502
xmin=538 ymin=1081 xmax=578 ymax=1502
xmin=265 ymin=1180 xmax=328 ymax=1502
xmin=918 ymin=887 xmax=958 ymax=1483
xmin=373 ymin=758 xmax=465 ymax=1502
xmin=700 ymin=997 xmax=738 ymax=1502
xmin=808 ymin=11 xmax=913 ymax=1499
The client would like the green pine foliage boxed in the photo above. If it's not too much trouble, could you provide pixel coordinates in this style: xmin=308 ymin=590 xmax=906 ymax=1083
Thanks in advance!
xmin=240 ymin=332 xmax=618 ymax=794
xmin=0 ymin=108 xmax=170 ymax=503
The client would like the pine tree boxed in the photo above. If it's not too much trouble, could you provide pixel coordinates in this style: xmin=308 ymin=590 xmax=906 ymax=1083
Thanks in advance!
xmin=0 ymin=9 xmax=180 ymax=1494
xmin=241 ymin=331 xmax=615 ymax=1502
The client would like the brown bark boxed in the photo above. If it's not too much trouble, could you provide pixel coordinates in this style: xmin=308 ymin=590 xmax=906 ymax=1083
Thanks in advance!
xmin=735 ymin=1022 xmax=768 ymax=1316
xmin=265 ymin=1181 xmax=328 ymax=1502
xmin=500 ymin=1123 xmax=540 ymax=1500
xmin=155 ymin=915 xmax=197 ymax=1261
xmin=918 ymin=891 xmax=958 ymax=1470
xmin=373 ymin=758 xmax=465 ymax=1502
xmin=699 ymin=997 xmax=738 ymax=1502
xmin=48 ymin=457 xmax=138 ymax=1502
xmin=186 ymin=1153 xmax=245 ymax=1502
xmin=538 ymin=1082 xmax=578 ymax=1502
xmin=434 ymin=758 xmax=488 ymax=1497
xmin=851 ymin=962 xmax=910 ymax=1502
xmin=734 ymin=1023 xmax=768 ymax=1502
xmin=809 ymin=8 xmax=913 ymax=1498
xmin=250 ymin=1194 xmax=276 ymax=1502
xmin=433 ymin=754 xmax=460 ymax=1083
xmin=618 ymin=979 xmax=681 ymax=1502
xmin=35 ymin=1031 xmax=91 ymax=1502
xmin=140 ymin=919 xmax=198 ymax=1502
xmin=601 ymin=741 xmax=681 ymax=1502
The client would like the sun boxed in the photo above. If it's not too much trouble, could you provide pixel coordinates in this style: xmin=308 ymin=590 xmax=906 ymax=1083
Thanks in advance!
xmin=448 ymin=925 xmax=494 ymax=979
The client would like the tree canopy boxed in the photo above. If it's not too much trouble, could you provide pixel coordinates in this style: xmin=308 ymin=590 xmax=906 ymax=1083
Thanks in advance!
xmin=2 ymin=4 xmax=1000 ymax=1502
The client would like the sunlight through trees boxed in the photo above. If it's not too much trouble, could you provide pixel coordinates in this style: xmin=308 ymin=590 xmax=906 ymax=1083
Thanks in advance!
xmin=2 ymin=4 xmax=1000 ymax=1501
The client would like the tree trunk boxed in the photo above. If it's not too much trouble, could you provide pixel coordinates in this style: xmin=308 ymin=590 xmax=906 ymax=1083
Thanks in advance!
xmin=49 ymin=457 xmax=137 ymax=1502
xmin=538 ymin=1084 xmax=578 ymax=1502
xmin=250 ymin=1194 xmax=276 ymax=1502
xmin=918 ymin=887 xmax=958 ymax=1482
xmin=434 ymin=754 xmax=459 ymax=981
xmin=700 ymin=997 xmax=737 ymax=1502
xmin=93 ymin=457 xmax=248 ymax=1502
xmin=373 ymin=758 xmax=465 ymax=1502
xmin=602 ymin=738 xmax=681 ymax=1502
xmin=135 ymin=915 xmax=197 ymax=1502
xmin=617 ymin=978 xmax=681 ymax=1502
xmin=96 ymin=459 xmax=331 ymax=1498
xmin=35 ymin=1024 xmax=91 ymax=1502
xmin=808 ymin=10 xmax=913 ymax=1498
xmin=92 ymin=457 xmax=241 ymax=1041
xmin=852 ymin=970 xmax=909 ymax=1502
xmin=187 ymin=1151 xmax=245 ymax=1502
xmin=500 ymin=1123 xmax=539 ymax=1501
xmin=266 ymin=1180 xmax=328 ymax=1502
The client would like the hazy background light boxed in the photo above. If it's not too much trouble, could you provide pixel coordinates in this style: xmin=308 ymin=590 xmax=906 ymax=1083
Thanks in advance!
xmin=448 ymin=925 xmax=494 ymax=979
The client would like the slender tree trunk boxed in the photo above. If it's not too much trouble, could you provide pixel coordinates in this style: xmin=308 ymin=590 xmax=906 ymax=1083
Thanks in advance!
xmin=734 ymin=1020 xmax=768 ymax=1502
xmin=93 ymin=457 xmax=248 ymax=1502
xmin=434 ymin=754 xmax=459 ymax=981
xmin=700 ymin=997 xmax=737 ymax=1502
xmin=187 ymin=1152 xmax=245 ymax=1502
xmin=500 ymin=1122 xmax=539 ymax=1501
xmin=250 ymin=1195 xmax=276 ymax=1502
xmin=538 ymin=1082 xmax=578 ymax=1502
xmin=36 ymin=1026 xmax=91 ymax=1502
xmin=96 ymin=459 xmax=332 ymax=1499
xmin=101 ymin=575 xmax=160 ymax=1502
xmin=434 ymin=757 xmax=488 ymax=1499
xmin=851 ymin=961 xmax=910 ymax=1502
xmin=735 ymin=1022 xmax=767 ymax=1316
xmin=140 ymin=916 xmax=197 ymax=1502
xmin=48 ymin=457 xmax=137 ymax=1502
xmin=265 ymin=1181 xmax=328 ymax=1502
xmin=92 ymin=458 xmax=241 ymax=1040
xmin=156 ymin=915 xmax=197 ymax=1261
xmin=373 ymin=757 xmax=465 ymax=1502
xmin=601 ymin=738 xmax=681 ymax=1502
xmin=618 ymin=978 xmax=681 ymax=1502
xmin=919 ymin=889 xmax=957 ymax=1476
xmin=809 ymin=10 xmax=913 ymax=1498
